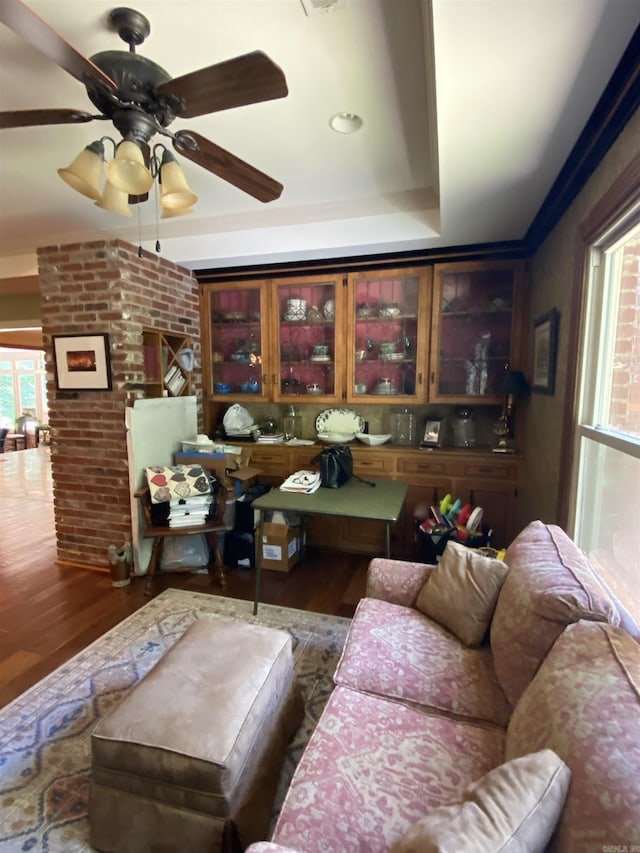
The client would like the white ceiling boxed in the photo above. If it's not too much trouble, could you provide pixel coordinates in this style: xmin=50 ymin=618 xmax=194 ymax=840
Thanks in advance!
xmin=0 ymin=0 xmax=638 ymax=280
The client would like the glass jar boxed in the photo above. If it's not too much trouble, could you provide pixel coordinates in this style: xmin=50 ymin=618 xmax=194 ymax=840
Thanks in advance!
xmin=283 ymin=405 xmax=302 ymax=440
xmin=391 ymin=409 xmax=417 ymax=445
xmin=452 ymin=408 xmax=476 ymax=447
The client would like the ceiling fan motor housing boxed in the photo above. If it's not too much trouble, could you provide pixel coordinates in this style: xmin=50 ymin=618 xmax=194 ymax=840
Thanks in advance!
xmin=87 ymin=51 xmax=179 ymax=130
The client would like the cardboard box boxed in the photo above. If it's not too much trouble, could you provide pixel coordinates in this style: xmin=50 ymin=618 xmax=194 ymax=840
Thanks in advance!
xmin=174 ymin=448 xmax=256 ymax=492
xmin=257 ymin=522 xmax=300 ymax=573
xmin=228 ymin=466 xmax=262 ymax=496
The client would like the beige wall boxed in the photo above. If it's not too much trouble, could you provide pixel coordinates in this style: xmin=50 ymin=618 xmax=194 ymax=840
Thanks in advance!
xmin=518 ymin=106 xmax=640 ymax=531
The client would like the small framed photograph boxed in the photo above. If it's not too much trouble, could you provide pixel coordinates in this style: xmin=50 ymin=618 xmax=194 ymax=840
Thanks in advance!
xmin=421 ymin=418 xmax=445 ymax=447
xmin=53 ymin=333 xmax=113 ymax=391
xmin=532 ymin=309 xmax=559 ymax=394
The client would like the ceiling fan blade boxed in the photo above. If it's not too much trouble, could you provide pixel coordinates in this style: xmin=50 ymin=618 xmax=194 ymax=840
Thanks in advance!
xmin=0 ymin=108 xmax=96 ymax=129
xmin=174 ymin=130 xmax=283 ymax=203
xmin=156 ymin=51 xmax=288 ymax=118
xmin=0 ymin=0 xmax=116 ymax=90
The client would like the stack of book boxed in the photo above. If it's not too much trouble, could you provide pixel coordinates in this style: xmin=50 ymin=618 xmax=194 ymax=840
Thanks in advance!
xmin=164 ymin=365 xmax=187 ymax=396
xmin=280 ymin=470 xmax=321 ymax=494
xmin=168 ymin=495 xmax=213 ymax=528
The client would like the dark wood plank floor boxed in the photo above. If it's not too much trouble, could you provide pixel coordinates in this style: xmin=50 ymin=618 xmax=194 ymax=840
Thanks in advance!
xmin=0 ymin=447 xmax=369 ymax=709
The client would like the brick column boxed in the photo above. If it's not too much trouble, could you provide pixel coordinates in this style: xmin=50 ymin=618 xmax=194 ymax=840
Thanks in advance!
xmin=38 ymin=239 xmax=201 ymax=571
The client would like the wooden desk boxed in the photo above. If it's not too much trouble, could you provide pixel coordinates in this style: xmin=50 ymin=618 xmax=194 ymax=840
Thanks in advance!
xmin=251 ymin=478 xmax=409 ymax=614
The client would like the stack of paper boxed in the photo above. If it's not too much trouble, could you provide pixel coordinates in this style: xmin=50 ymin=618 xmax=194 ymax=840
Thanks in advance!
xmin=280 ymin=470 xmax=321 ymax=494
xmin=168 ymin=495 xmax=213 ymax=528
xmin=256 ymin=432 xmax=285 ymax=444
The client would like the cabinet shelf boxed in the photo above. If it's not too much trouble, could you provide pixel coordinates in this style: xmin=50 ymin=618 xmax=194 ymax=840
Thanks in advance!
xmin=142 ymin=328 xmax=192 ymax=398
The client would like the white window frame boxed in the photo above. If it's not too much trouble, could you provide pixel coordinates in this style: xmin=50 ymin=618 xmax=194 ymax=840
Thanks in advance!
xmin=567 ymin=205 xmax=640 ymax=576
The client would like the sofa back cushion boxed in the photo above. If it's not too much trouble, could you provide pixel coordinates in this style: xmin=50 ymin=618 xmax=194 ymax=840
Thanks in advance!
xmin=490 ymin=521 xmax=619 ymax=705
xmin=505 ymin=621 xmax=640 ymax=851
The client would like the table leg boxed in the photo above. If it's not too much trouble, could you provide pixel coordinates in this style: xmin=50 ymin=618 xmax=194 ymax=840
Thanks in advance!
xmin=253 ymin=509 xmax=264 ymax=615
xmin=386 ymin=522 xmax=391 ymax=557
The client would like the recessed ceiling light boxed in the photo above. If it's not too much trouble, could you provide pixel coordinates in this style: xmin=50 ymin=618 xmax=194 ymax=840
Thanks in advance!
xmin=329 ymin=112 xmax=363 ymax=134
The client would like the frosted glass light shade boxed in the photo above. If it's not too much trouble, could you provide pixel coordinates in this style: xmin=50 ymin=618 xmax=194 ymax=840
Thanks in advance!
xmin=106 ymin=140 xmax=153 ymax=194
xmin=57 ymin=140 xmax=105 ymax=200
xmin=160 ymin=154 xmax=198 ymax=210
xmin=96 ymin=180 xmax=133 ymax=217
xmin=161 ymin=204 xmax=194 ymax=219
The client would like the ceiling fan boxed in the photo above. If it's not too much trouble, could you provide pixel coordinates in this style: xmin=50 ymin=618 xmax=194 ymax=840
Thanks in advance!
xmin=0 ymin=0 xmax=288 ymax=210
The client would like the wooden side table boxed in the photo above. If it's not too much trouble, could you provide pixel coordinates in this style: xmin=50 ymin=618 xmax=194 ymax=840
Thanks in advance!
xmin=5 ymin=433 xmax=26 ymax=452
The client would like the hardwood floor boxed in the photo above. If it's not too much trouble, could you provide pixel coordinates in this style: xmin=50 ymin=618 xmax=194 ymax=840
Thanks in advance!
xmin=0 ymin=447 xmax=369 ymax=709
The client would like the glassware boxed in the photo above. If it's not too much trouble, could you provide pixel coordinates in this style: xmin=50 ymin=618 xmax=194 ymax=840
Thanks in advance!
xmin=452 ymin=408 xmax=476 ymax=447
xmin=283 ymin=404 xmax=302 ymax=440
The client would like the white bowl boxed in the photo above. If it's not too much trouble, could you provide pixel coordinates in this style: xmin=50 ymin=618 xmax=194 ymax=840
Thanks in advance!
xmin=355 ymin=433 xmax=392 ymax=446
xmin=317 ymin=431 xmax=355 ymax=444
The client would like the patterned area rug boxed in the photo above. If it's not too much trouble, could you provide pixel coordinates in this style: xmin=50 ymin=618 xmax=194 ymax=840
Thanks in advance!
xmin=0 ymin=590 xmax=352 ymax=853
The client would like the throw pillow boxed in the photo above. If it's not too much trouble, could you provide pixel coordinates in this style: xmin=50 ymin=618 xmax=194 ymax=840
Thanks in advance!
xmin=415 ymin=540 xmax=509 ymax=646
xmin=391 ymin=749 xmax=570 ymax=853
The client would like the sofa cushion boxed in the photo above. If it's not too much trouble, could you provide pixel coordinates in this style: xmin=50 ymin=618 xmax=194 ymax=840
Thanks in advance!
xmin=416 ymin=541 xmax=509 ymax=646
xmin=491 ymin=521 xmax=620 ymax=705
xmin=390 ymin=749 xmax=570 ymax=853
xmin=506 ymin=621 xmax=640 ymax=851
xmin=271 ymin=685 xmax=505 ymax=852
xmin=334 ymin=597 xmax=511 ymax=727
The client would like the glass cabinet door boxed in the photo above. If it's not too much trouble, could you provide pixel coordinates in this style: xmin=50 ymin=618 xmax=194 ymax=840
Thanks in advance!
xmin=203 ymin=281 xmax=268 ymax=401
xmin=430 ymin=261 xmax=524 ymax=403
xmin=346 ymin=267 xmax=431 ymax=402
xmin=270 ymin=274 xmax=343 ymax=403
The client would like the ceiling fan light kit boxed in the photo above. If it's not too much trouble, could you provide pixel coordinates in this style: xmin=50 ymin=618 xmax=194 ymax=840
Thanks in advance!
xmin=57 ymin=140 xmax=106 ymax=201
xmin=1 ymin=0 xmax=289 ymax=222
xmin=106 ymin=139 xmax=154 ymax=195
xmin=95 ymin=178 xmax=133 ymax=217
xmin=158 ymin=149 xmax=198 ymax=210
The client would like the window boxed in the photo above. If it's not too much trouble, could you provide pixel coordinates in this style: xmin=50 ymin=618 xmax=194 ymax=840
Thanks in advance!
xmin=0 ymin=348 xmax=48 ymax=429
xmin=569 ymin=216 xmax=640 ymax=622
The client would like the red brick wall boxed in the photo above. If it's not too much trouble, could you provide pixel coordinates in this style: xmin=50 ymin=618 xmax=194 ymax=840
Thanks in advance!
xmin=38 ymin=239 xmax=201 ymax=570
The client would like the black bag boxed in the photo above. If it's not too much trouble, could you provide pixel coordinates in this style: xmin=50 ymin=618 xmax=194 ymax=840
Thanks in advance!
xmin=312 ymin=445 xmax=375 ymax=489
xmin=314 ymin=445 xmax=353 ymax=488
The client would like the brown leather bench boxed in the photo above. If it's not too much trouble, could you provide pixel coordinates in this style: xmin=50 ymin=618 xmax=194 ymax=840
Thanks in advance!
xmin=89 ymin=615 xmax=303 ymax=852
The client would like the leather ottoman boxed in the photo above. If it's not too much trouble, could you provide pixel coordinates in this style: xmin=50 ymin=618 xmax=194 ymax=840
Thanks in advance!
xmin=89 ymin=615 xmax=303 ymax=852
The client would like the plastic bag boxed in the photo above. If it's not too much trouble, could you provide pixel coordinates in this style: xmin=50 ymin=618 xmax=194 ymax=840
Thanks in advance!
xmin=160 ymin=533 xmax=209 ymax=571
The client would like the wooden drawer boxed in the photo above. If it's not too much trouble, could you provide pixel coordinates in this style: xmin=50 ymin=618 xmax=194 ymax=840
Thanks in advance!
xmin=397 ymin=455 xmax=451 ymax=479
xmin=248 ymin=446 xmax=287 ymax=478
xmin=460 ymin=460 xmax=519 ymax=480
xmin=352 ymin=449 xmax=395 ymax=477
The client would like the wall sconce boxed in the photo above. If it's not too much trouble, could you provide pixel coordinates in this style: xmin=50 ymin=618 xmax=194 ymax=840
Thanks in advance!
xmin=57 ymin=137 xmax=197 ymax=218
xmin=493 ymin=369 xmax=529 ymax=453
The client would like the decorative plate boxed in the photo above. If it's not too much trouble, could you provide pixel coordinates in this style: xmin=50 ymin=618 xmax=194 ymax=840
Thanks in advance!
xmin=315 ymin=408 xmax=365 ymax=435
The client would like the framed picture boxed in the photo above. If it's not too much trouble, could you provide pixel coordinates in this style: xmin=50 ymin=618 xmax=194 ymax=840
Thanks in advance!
xmin=421 ymin=418 xmax=445 ymax=447
xmin=53 ymin=333 xmax=113 ymax=391
xmin=532 ymin=309 xmax=559 ymax=394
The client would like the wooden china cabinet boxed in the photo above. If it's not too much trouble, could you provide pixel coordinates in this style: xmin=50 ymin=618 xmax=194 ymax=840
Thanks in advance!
xmin=198 ymin=259 xmax=527 ymax=553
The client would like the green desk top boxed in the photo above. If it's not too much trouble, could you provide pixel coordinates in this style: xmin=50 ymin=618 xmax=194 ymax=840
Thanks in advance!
xmin=252 ymin=478 xmax=409 ymax=523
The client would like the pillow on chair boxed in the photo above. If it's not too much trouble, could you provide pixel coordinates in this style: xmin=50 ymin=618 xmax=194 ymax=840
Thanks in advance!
xmin=145 ymin=464 xmax=211 ymax=504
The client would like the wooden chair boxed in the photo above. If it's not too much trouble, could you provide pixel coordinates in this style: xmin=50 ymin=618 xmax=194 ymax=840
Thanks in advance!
xmin=135 ymin=485 xmax=227 ymax=596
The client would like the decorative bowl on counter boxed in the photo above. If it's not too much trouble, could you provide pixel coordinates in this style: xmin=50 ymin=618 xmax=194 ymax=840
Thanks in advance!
xmin=317 ymin=431 xmax=355 ymax=444
xmin=355 ymin=433 xmax=392 ymax=446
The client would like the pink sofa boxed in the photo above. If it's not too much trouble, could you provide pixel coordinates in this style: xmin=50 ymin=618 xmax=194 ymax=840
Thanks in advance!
xmin=247 ymin=521 xmax=640 ymax=852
